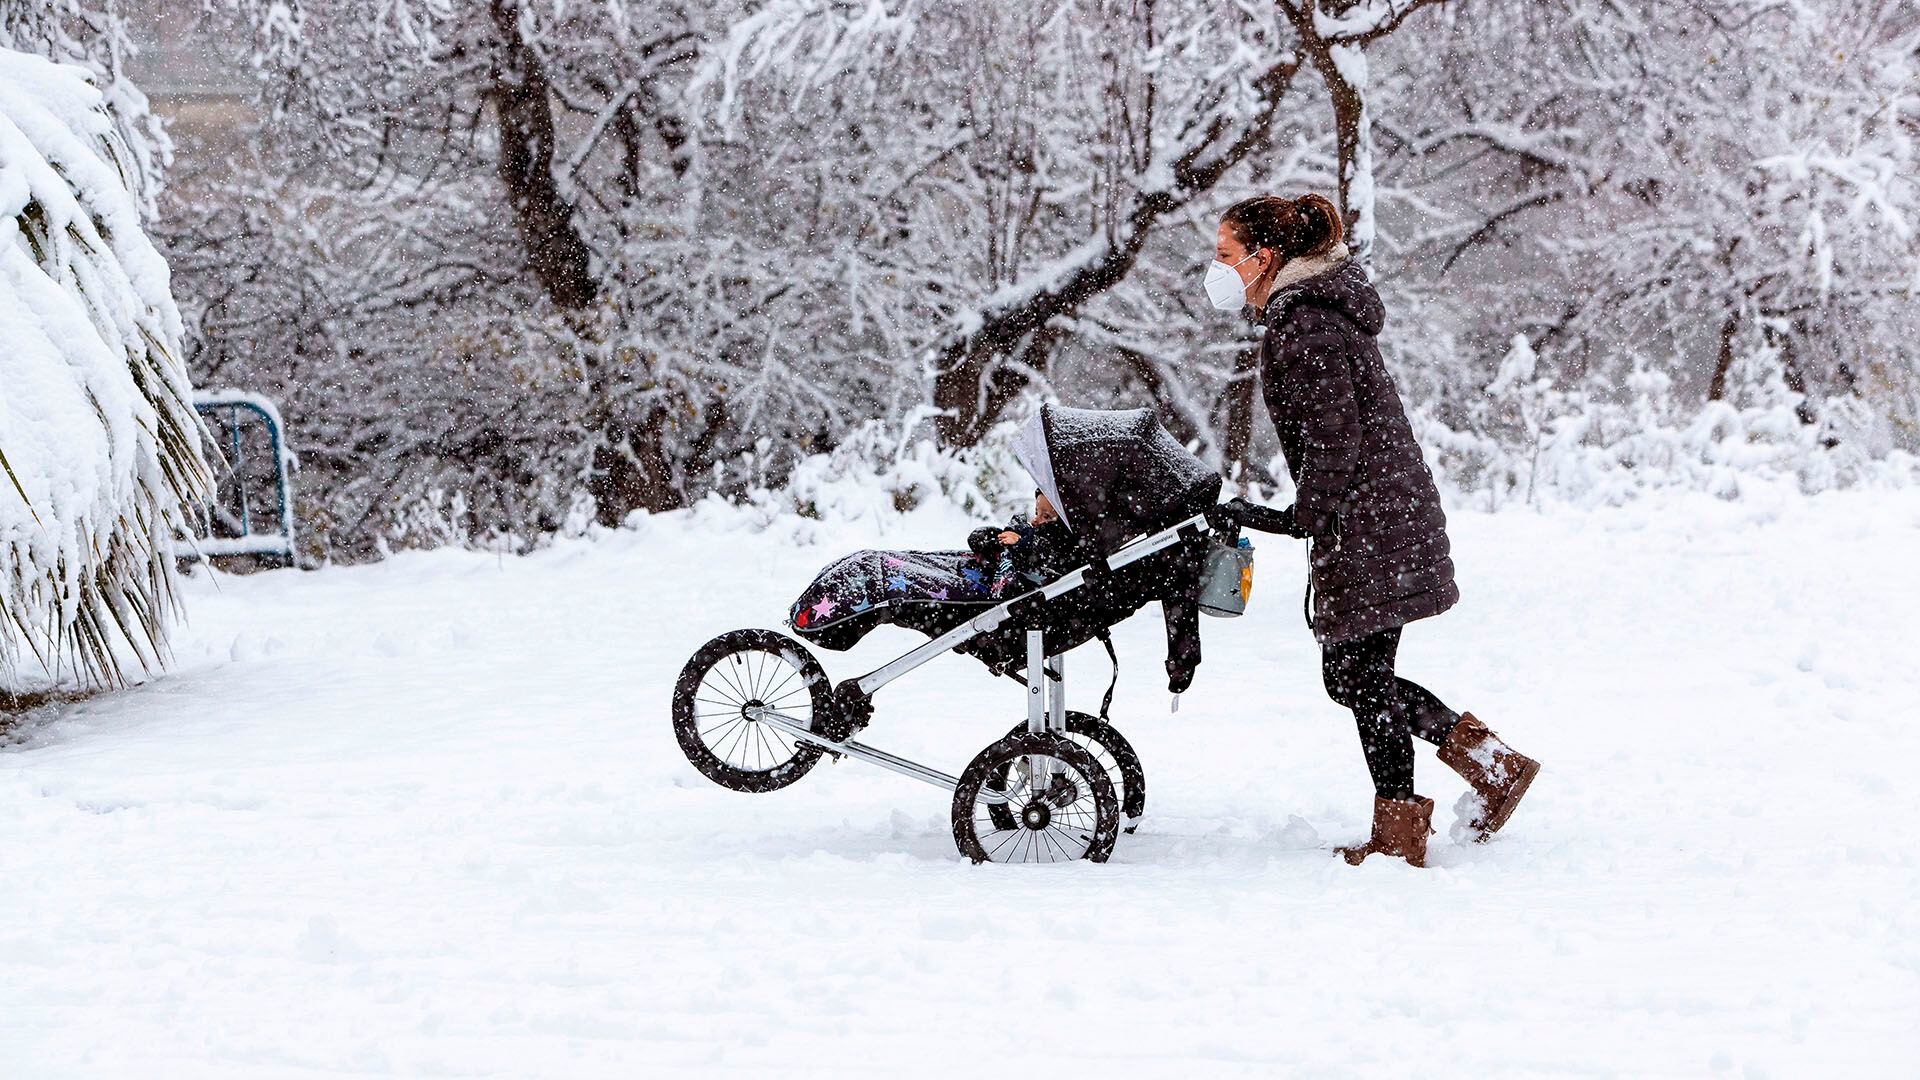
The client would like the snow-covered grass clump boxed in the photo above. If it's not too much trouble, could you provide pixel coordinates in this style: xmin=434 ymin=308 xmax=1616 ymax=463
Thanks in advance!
xmin=1416 ymin=335 xmax=1918 ymax=511
xmin=0 ymin=48 xmax=210 ymax=690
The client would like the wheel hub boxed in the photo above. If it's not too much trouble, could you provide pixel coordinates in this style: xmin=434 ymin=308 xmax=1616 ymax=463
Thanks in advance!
xmin=1021 ymin=802 xmax=1052 ymax=830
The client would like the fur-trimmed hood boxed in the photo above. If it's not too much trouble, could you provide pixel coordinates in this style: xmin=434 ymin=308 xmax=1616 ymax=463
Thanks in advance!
xmin=1262 ymin=245 xmax=1385 ymax=337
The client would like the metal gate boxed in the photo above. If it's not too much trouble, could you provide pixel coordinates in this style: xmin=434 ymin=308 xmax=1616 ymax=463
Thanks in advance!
xmin=190 ymin=391 xmax=297 ymax=568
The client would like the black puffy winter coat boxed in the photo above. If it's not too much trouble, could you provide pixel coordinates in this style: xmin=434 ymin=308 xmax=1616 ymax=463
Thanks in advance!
xmin=1260 ymin=258 xmax=1458 ymax=644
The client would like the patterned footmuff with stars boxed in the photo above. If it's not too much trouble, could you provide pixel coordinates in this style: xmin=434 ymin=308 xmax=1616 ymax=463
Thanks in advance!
xmin=788 ymin=549 xmax=1010 ymax=653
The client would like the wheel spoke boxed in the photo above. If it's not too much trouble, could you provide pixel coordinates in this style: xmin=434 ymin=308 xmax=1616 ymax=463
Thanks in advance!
xmin=758 ymin=649 xmax=781 ymax=700
xmin=1046 ymin=825 xmax=1085 ymax=859
xmin=765 ymin=723 xmax=793 ymax=759
xmin=985 ymin=828 xmax=1022 ymax=859
xmin=1038 ymin=826 xmax=1067 ymax=861
xmin=757 ymin=721 xmax=775 ymax=770
xmin=763 ymin=682 xmax=811 ymax=707
xmin=1006 ymin=830 xmax=1027 ymax=863
xmin=709 ymin=662 xmax=743 ymax=704
xmin=722 ymin=716 xmax=754 ymax=766
xmin=755 ymin=722 xmax=781 ymax=769
xmin=715 ymin=657 xmax=754 ymax=704
xmin=761 ymin=663 xmax=802 ymax=704
xmin=749 ymin=648 xmax=770 ymax=699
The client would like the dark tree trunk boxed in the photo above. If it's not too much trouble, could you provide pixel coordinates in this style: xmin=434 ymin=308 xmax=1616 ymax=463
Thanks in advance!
xmin=1222 ymin=338 xmax=1263 ymax=479
xmin=1280 ymin=1 xmax=1453 ymax=265
xmin=588 ymin=421 xmax=679 ymax=523
xmin=1311 ymin=48 xmax=1370 ymax=264
xmin=488 ymin=0 xmax=598 ymax=312
xmin=586 ymin=396 xmax=732 ymax=526
xmin=1115 ymin=345 xmax=1206 ymax=450
xmin=1768 ymin=315 xmax=1817 ymax=426
xmin=1709 ymin=310 xmax=1740 ymax=401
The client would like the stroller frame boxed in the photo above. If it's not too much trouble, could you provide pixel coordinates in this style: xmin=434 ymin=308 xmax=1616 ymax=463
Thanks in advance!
xmin=676 ymin=404 xmax=1243 ymax=862
xmin=745 ymin=511 xmax=1211 ymax=805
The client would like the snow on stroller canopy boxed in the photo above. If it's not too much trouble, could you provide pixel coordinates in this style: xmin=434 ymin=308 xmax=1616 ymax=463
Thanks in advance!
xmin=1016 ymin=404 xmax=1221 ymax=555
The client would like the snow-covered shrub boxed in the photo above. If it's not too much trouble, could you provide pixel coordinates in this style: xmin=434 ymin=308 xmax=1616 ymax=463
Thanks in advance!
xmin=0 ymin=48 xmax=211 ymax=689
xmin=730 ymin=414 xmax=1031 ymax=531
xmin=1415 ymin=338 xmax=1917 ymax=512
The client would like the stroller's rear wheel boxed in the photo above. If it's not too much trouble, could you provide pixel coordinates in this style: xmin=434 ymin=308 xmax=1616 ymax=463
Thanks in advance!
xmin=952 ymin=732 xmax=1119 ymax=864
xmin=993 ymin=713 xmax=1146 ymax=834
xmin=672 ymin=629 xmax=830 ymax=793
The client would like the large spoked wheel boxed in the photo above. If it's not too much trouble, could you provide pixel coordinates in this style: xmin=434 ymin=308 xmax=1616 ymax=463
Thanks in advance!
xmin=672 ymin=629 xmax=830 ymax=793
xmin=952 ymin=732 xmax=1119 ymax=864
xmin=994 ymin=712 xmax=1147 ymax=834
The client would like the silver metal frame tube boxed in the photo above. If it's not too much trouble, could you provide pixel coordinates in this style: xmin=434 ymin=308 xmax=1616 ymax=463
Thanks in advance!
xmin=1046 ymin=653 xmax=1065 ymax=732
xmin=1026 ymin=630 xmax=1046 ymax=733
xmin=751 ymin=707 xmax=1008 ymax=803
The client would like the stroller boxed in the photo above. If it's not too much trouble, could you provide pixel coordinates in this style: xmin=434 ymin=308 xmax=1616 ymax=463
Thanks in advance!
xmin=671 ymin=405 xmax=1256 ymax=864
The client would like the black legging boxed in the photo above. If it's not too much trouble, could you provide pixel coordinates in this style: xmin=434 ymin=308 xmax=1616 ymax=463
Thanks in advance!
xmin=1321 ymin=627 xmax=1460 ymax=799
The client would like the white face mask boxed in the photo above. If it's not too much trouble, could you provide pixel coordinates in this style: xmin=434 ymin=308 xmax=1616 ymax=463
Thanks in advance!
xmin=1204 ymin=250 xmax=1263 ymax=311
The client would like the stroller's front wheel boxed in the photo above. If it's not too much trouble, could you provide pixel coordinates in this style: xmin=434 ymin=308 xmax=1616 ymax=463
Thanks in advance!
xmin=994 ymin=713 xmax=1147 ymax=834
xmin=952 ymin=732 xmax=1119 ymax=864
xmin=672 ymin=629 xmax=830 ymax=793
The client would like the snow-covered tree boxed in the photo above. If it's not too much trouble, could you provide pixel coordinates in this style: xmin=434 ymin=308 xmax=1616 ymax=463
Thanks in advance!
xmin=0 ymin=0 xmax=169 ymax=213
xmin=148 ymin=0 xmax=1917 ymax=558
xmin=0 ymin=47 xmax=212 ymax=689
xmin=1384 ymin=0 xmax=1919 ymax=431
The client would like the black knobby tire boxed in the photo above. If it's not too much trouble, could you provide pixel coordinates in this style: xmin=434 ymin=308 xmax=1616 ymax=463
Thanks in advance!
xmin=990 ymin=713 xmax=1146 ymax=834
xmin=952 ymin=731 xmax=1120 ymax=864
xmin=672 ymin=629 xmax=830 ymax=793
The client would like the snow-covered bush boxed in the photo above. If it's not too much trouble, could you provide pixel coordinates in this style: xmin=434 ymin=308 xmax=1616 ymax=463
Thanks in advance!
xmin=0 ymin=48 xmax=211 ymax=689
xmin=1414 ymin=339 xmax=1917 ymax=512
xmin=733 ymin=414 xmax=1029 ymax=531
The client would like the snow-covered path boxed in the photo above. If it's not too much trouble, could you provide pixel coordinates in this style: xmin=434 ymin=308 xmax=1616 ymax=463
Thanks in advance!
xmin=4 ymin=493 xmax=1918 ymax=1077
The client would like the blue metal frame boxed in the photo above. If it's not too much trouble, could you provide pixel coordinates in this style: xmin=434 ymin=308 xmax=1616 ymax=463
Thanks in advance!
xmin=191 ymin=397 xmax=296 ymax=567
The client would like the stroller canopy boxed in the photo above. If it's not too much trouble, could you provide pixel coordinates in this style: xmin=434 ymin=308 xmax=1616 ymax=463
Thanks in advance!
xmin=1014 ymin=404 xmax=1221 ymax=555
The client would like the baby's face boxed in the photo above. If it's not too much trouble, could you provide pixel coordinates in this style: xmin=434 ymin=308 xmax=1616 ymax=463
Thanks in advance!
xmin=1032 ymin=492 xmax=1058 ymax=525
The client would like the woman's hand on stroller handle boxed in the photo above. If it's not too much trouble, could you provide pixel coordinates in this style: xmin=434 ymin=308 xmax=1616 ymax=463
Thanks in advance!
xmin=1214 ymin=497 xmax=1308 ymax=538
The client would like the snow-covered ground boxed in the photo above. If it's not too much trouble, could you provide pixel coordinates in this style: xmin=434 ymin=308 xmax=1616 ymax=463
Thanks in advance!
xmin=4 ymin=490 xmax=1918 ymax=1077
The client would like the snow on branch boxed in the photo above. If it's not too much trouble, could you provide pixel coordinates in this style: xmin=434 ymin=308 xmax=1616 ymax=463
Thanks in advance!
xmin=0 ymin=0 xmax=173 ymax=213
xmin=1307 ymin=0 xmax=1450 ymax=44
xmin=691 ymin=0 xmax=919 ymax=129
xmin=0 ymin=48 xmax=212 ymax=690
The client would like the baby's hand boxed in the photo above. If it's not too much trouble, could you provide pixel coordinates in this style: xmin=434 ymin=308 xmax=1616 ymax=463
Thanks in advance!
xmin=999 ymin=531 xmax=1021 ymax=545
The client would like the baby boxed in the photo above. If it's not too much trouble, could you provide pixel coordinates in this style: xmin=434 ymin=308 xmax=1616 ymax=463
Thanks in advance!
xmin=968 ymin=490 xmax=1072 ymax=594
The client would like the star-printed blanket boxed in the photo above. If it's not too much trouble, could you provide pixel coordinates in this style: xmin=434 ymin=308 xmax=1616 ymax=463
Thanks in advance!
xmin=789 ymin=549 xmax=1011 ymax=635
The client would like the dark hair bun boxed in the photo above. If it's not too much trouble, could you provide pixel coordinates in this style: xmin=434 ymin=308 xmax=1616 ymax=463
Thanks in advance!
xmin=1222 ymin=192 xmax=1345 ymax=259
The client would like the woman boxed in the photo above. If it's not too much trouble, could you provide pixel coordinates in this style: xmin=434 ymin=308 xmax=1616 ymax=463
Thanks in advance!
xmin=1206 ymin=193 xmax=1540 ymax=868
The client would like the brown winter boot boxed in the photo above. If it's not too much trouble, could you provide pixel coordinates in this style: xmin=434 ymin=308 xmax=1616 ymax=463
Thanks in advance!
xmin=1336 ymin=795 xmax=1434 ymax=868
xmin=1438 ymin=713 xmax=1541 ymax=842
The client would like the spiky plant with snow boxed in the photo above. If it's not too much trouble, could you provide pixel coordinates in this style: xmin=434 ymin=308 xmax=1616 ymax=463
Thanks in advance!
xmin=0 ymin=47 xmax=211 ymax=690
